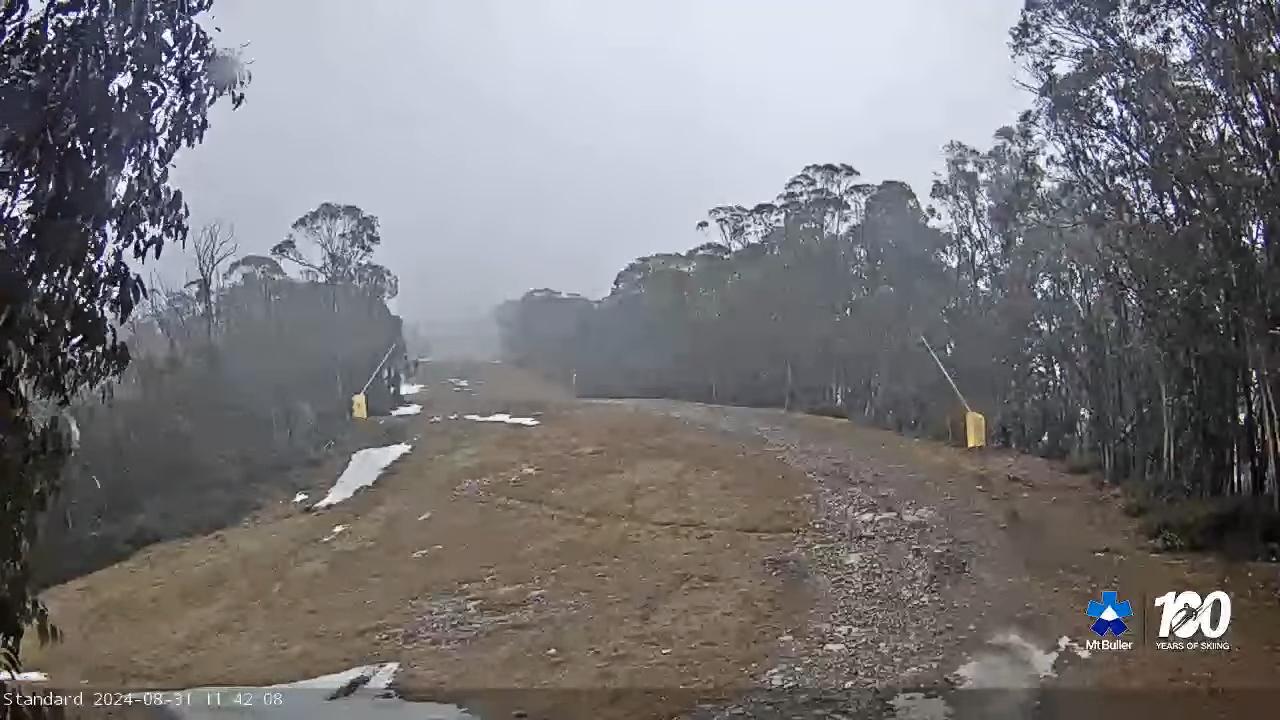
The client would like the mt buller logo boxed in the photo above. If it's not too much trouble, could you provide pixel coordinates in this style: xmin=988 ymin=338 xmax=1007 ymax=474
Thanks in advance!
xmin=1086 ymin=590 xmax=1132 ymax=636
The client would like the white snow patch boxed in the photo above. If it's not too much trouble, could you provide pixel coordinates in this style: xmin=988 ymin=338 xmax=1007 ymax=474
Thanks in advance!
xmin=0 ymin=671 xmax=48 ymax=682
xmin=321 ymin=524 xmax=348 ymax=542
xmin=1057 ymin=635 xmax=1092 ymax=659
xmin=313 ymin=444 xmax=413 ymax=509
xmin=272 ymin=662 xmax=400 ymax=690
xmin=390 ymin=404 xmax=422 ymax=416
xmin=464 ymin=413 xmax=540 ymax=427
xmin=417 ymin=512 xmax=432 ymax=521
xmin=953 ymin=633 xmax=1062 ymax=688
xmin=131 ymin=662 xmax=476 ymax=719
xmin=399 ymin=383 xmax=426 ymax=396
xmin=428 ymin=416 xmax=443 ymax=423
xmin=292 ymin=492 xmax=309 ymax=503
xmin=445 ymin=378 xmax=470 ymax=388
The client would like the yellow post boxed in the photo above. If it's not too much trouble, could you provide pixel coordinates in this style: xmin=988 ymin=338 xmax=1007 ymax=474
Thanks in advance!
xmin=965 ymin=411 xmax=986 ymax=449
xmin=352 ymin=342 xmax=397 ymax=422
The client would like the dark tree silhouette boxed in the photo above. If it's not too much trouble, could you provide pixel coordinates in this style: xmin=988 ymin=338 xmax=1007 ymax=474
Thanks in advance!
xmin=0 ymin=0 xmax=248 ymax=672
xmin=271 ymin=203 xmax=398 ymax=299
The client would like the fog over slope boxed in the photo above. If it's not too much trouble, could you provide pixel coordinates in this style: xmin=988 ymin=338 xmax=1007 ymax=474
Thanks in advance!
xmin=169 ymin=0 xmax=1029 ymax=341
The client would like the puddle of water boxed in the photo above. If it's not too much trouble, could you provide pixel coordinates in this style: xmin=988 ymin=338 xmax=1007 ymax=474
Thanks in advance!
xmin=888 ymin=691 xmax=952 ymax=720
xmin=917 ymin=631 xmax=1096 ymax=719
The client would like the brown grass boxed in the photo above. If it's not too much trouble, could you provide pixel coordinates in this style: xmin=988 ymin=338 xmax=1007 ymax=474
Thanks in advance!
xmin=27 ymin=363 xmax=812 ymax=720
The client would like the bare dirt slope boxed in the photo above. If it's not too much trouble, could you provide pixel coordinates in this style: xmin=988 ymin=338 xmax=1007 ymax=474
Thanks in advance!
xmin=616 ymin=399 xmax=1280 ymax=716
xmin=27 ymin=363 xmax=812 ymax=720
xmin=23 ymin=363 xmax=1280 ymax=720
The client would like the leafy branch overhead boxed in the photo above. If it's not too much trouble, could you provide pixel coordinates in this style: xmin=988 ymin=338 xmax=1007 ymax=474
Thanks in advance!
xmin=270 ymin=203 xmax=399 ymax=299
xmin=0 ymin=0 xmax=250 ymax=675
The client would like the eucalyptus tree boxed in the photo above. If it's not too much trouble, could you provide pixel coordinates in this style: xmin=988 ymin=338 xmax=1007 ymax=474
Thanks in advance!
xmin=271 ymin=203 xmax=399 ymax=300
xmin=0 ymin=0 xmax=248 ymax=668
xmin=1014 ymin=0 xmax=1280 ymax=502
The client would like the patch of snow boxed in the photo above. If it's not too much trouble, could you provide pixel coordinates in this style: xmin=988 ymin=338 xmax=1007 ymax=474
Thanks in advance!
xmin=399 ymin=383 xmax=426 ymax=396
xmin=428 ymin=416 xmax=442 ymax=423
xmin=417 ymin=512 xmax=432 ymax=521
xmin=313 ymin=444 xmax=413 ymax=509
xmin=464 ymin=413 xmax=540 ymax=427
xmin=389 ymin=404 xmax=422 ymax=416
xmin=1057 ymin=635 xmax=1092 ymax=659
xmin=445 ymin=378 xmax=470 ymax=388
xmin=953 ymin=633 xmax=1062 ymax=688
xmin=273 ymin=663 xmax=400 ymax=690
xmin=448 ymin=414 xmax=459 ymax=420
xmin=141 ymin=663 xmax=478 ymax=719
xmin=0 ymin=670 xmax=48 ymax=681
xmin=412 ymin=549 xmax=430 ymax=558
xmin=321 ymin=524 xmax=348 ymax=542
xmin=292 ymin=492 xmax=309 ymax=503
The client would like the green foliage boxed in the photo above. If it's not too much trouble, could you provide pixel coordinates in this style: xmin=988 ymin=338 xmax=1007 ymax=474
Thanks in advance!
xmin=500 ymin=175 xmax=954 ymax=425
xmin=1012 ymin=0 xmax=1280 ymax=503
xmin=0 ymin=0 xmax=248 ymax=675
xmin=499 ymin=0 xmax=1280 ymax=555
xmin=1141 ymin=498 xmax=1280 ymax=557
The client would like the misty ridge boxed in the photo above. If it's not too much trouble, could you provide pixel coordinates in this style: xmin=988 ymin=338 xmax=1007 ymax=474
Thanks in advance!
xmin=35 ymin=203 xmax=412 ymax=586
xmin=495 ymin=3 xmax=1280 ymax=558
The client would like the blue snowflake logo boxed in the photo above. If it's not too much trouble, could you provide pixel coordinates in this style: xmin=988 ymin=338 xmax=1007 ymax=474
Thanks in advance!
xmin=1086 ymin=590 xmax=1133 ymax=636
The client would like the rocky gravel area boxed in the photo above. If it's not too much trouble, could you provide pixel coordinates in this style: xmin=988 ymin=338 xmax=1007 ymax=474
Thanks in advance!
xmin=617 ymin=400 xmax=986 ymax=690
xmin=598 ymin=400 xmax=1011 ymax=718
xmin=382 ymin=589 xmax=583 ymax=650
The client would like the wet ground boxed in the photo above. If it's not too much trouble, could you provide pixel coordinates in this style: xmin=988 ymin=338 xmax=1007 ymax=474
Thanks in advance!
xmin=607 ymin=399 xmax=1280 ymax=719
xmin=22 ymin=365 xmax=1280 ymax=720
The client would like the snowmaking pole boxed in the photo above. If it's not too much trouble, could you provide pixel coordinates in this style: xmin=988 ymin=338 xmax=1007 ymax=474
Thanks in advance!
xmin=352 ymin=342 xmax=398 ymax=420
xmin=920 ymin=335 xmax=985 ymax=448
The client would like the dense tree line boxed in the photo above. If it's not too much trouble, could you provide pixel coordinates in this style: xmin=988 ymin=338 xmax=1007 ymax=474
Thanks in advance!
xmin=36 ymin=225 xmax=406 ymax=585
xmin=498 ymin=0 xmax=1280 ymax=542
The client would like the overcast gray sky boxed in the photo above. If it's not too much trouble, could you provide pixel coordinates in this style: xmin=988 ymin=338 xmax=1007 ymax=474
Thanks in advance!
xmin=172 ymin=0 xmax=1030 ymax=329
